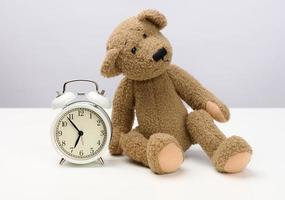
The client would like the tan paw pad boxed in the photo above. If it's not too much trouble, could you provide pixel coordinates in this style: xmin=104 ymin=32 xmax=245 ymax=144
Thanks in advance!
xmin=223 ymin=152 xmax=251 ymax=173
xmin=157 ymin=143 xmax=184 ymax=173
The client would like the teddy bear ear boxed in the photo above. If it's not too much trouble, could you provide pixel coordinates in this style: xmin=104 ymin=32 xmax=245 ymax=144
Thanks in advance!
xmin=101 ymin=48 xmax=121 ymax=77
xmin=137 ymin=9 xmax=167 ymax=30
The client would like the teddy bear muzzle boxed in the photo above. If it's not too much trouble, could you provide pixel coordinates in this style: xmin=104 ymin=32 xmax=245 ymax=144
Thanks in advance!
xmin=152 ymin=47 xmax=167 ymax=62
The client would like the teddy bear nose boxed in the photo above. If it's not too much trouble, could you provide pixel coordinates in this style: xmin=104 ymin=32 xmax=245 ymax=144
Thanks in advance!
xmin=152 ymin=47 xmax=167 ymax=62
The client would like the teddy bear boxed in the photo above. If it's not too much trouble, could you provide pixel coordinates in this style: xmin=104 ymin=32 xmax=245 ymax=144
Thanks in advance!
xmin=101 ymin=9 xmax=252 ymax=174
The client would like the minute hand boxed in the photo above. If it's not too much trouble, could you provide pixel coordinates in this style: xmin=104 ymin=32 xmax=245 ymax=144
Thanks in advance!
xmin=67 ymin=117 xmax=80 ymax=133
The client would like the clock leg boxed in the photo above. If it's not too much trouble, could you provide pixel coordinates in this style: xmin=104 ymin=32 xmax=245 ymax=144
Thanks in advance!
xmin=98 ymin=157 xmax=104 ymax=165
xmin=59 ymin=158 xmax=65 ymax=165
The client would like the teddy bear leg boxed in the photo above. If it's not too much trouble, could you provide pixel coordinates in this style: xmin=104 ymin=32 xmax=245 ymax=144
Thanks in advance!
xmin=119 ymin=130 xmax=149 ymax=166
xmin=186 ymin=109 xmax=252 ymax=173
xmin=120 ymin=130 xmax=184 ymax=174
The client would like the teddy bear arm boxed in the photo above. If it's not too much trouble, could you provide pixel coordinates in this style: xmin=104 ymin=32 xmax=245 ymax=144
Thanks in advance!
xmin=168 ymin=65 xmax=230 ymax=122
xmin=110 ymin=78 xmax=135 ymax=154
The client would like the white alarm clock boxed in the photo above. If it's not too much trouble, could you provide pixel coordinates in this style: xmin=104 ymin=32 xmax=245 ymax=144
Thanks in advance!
xmin=51 ymin=80 xmax=112 ymax=165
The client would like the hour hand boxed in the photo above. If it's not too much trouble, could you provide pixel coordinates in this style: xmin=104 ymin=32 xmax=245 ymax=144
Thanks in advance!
xmin=74 ymin=135 xmax=81 ymax=148
xmin=67 ymin=117 xmax=80 ymax=133
xmin=74 ymin=130 xmax=84 ymax=148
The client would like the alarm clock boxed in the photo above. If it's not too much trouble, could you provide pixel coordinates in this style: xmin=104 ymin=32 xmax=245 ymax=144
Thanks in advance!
xmin=51 ymin=80 xmax=112 ymax=165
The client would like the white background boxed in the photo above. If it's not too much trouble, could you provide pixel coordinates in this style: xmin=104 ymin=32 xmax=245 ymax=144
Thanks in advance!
xmin=0 ymin=0 xmax=284 ymax=107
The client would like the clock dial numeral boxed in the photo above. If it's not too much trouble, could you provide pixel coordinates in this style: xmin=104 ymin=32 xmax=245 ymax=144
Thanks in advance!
xmin=89 ymin=113 xmax=92 ymax=119
xmin=62 ymin=121 xmax=67 ymax=127
xmin=57 ymin=130 xmax=62 ymax=136
xmin=100 ymin=130 xmax=105 ymax=136
xmin=97 ymin=140 xmax=101 ymax=146
xmin=90 ymin=148 xmax=95 ymax=154
xmin=78 ymin=109 xmax=84 ymax=116
xmin=61 ymin=140 xmax=66 ymax=146
xmin=68 ymin=114 xmax=74 ymax=120
xmin=97 ymin=120 xmax=101 ymax=126
xmin=79 ymin=150 xmax=84 ymax=156
xmin=70 ymin=147 xmax=74 ymax=153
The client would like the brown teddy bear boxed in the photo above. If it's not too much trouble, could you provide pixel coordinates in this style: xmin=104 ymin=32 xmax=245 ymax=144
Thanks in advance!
xmin=101 ymin=9 xmax=252 ymax=174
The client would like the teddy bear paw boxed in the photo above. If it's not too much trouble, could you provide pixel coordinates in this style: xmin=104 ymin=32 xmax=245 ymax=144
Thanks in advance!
xmin=147 ymin=133 xmax=184 ymax=174
xmin=157 ymin=143 xmax=184 ymax=173
xmin=212 ymin=136 xmax=252 ymax=173
xmin=223 ymin=152 xmax=251 ymax=173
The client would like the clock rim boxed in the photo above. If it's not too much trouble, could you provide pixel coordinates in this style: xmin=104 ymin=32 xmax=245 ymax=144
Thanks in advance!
xmin=51 ymin=101 xmax=112 ymax=164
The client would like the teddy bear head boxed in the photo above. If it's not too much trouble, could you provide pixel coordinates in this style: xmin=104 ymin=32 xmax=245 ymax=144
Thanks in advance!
xmin=101 ymin=9 xmax=172 ymax=81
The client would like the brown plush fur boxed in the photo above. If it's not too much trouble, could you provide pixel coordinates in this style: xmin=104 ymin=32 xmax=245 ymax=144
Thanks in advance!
xmin=101 ymin=9 xmax=252 ymax=174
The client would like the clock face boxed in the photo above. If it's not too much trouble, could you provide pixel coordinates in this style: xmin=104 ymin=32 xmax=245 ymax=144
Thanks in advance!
xmin=54 ymin=106 xmax=107 ymax=161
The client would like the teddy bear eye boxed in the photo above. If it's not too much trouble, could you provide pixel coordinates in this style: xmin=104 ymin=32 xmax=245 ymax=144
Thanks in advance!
xmin=131 ymin=47 xmax=137 ymax=54
xmin=143 ymin=33 xmax=148 ymax=38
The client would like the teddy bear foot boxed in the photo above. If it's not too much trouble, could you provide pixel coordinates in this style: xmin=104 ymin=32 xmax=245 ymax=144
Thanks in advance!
xmin=158 ymin=143 xmax=184 ymax=173
xmin=212 ymin=136 xmax=252 ymax=173
xmin=223 ymin=152 xmax=251 ymax=173
xmin=147 ymin=133 xmax=184 ymax=174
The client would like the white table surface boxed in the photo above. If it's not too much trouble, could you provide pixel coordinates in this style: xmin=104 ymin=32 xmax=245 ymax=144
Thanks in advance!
xmin=0 ymin=108 xmax=284 ymax=200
